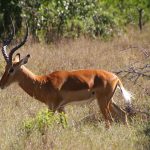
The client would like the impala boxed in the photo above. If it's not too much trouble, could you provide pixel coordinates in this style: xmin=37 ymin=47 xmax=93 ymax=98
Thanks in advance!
xmin=0 ymin=26 xmax=133 ymax=128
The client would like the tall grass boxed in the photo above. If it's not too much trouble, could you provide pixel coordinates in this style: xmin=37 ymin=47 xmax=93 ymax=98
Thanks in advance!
xmin=0 ymin=25 xmax=149 ymax=150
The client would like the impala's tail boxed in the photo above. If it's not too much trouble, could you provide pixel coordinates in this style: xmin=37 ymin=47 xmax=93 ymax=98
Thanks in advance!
xmin=117 ymin=79 xmax=134 ymax=112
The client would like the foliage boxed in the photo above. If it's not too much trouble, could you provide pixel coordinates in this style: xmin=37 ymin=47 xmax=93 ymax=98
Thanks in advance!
xmin=0 ymin=0 xmax=22 ymax=36
xmin=0 ymin=0 xmax=150 ymax=41
xmin=22 ymin=109 xmax=68 ymax=136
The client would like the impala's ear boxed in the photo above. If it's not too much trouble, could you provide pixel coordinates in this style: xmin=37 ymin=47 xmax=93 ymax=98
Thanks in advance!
xmin=13 ymin=53 xmax=21 ymax=63
xmin=20 ymin=54 xmax=30 ymax=65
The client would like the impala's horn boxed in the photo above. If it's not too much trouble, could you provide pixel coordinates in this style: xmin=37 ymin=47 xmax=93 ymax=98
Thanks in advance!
xmin=9 ymin=22 xmax=28 ymax=64
xmin=1 ymin=20 xmax=15 ymax=63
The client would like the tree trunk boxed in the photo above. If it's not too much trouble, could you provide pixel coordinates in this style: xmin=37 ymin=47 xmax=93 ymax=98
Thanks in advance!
xmin=138 ymin=8 xmax=143 ymax=31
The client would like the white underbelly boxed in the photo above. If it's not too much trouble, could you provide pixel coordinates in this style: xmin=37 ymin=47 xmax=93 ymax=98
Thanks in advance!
xmin=60 ymin=89 xmax=96 ymax=106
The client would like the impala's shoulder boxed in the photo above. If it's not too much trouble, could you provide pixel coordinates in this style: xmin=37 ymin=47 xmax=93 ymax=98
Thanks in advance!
xmin=45 ymin=71 xmax=69 ymax=90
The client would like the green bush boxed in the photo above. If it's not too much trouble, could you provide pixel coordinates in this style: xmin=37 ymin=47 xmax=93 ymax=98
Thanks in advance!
xmin=20 ymin=0 xmax=126 ymax=41
xmin=22 ymin=109 xmax=68 ymax=136
xmin=0 ymin=0 xmax=150 ymax=41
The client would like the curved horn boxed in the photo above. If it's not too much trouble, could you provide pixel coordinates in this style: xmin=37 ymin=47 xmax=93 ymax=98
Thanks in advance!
xmin=9 ymin=23 xmax=28 ymax=64
xmin=2 ymin=23 xmax=15 ymax=63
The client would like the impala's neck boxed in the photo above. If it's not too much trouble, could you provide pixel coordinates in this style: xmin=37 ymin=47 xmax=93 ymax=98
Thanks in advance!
xmin=17 ymin=66 xmax=47 ymax=102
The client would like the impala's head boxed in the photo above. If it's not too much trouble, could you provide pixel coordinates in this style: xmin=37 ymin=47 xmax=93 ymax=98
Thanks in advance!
xmin=0 ymin=23 xmax=30 ymax=89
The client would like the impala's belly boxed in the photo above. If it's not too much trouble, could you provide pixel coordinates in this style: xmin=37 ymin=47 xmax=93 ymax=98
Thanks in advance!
xmin=60 ymin=89 xmax=96 ymax=106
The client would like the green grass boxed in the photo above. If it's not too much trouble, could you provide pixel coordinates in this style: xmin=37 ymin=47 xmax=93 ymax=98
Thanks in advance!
xmin=0 ymin=25 xmax=150 ymax=150
xmin=3 ymin=117 xmax=150 ymax=150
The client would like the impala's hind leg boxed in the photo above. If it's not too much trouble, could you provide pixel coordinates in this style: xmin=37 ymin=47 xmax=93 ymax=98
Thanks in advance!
xmin=99 ymin=102 xmax=113 ymax=128
xmin=96 ymin=96 xmax=113 ymax=128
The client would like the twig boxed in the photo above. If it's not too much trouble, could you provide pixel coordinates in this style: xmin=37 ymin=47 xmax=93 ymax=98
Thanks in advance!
xmin=120 ymin=45 xmax=150 ymax=57
xmin=113 ymin=64 xmax=150 ymax=96
xmin=114 ymin=64 xmax=150 ymax=83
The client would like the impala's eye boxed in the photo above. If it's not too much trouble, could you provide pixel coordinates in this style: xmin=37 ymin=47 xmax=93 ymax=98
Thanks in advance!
xmin=9 ymin=68 xmax=14 ymax=73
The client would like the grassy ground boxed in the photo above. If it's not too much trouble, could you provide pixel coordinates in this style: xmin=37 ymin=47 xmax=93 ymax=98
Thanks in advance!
xmin=0 ymin=25 xmax=150 ymax=150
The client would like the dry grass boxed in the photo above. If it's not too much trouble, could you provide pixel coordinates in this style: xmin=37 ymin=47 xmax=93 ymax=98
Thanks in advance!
xmin=0 ymin=25 xmax=150 ymax=150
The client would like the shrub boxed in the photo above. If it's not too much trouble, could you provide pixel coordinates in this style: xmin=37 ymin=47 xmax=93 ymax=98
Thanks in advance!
xmin=22 ymin=109 xmax=68 ymax=136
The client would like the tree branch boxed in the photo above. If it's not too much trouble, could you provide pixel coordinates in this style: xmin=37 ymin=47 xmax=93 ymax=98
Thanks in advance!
xmin=114 ymin=64 xmax=150 ymax=83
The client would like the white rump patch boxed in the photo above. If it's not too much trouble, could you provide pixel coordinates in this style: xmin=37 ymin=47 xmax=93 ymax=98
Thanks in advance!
xmin=118 ymin=86 xmax=134 ymax=106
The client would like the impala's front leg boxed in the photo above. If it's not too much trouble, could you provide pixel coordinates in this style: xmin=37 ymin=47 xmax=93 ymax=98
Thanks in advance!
xmin=57 ymin=106 xmax=68 ymax=128
xmin=57 ymin=106 xmax=66 ymax=113
xmin=48 ymin=99 xmax=68 ymax=128
xmin=47 ymin=96 xmax=61 ymax=113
